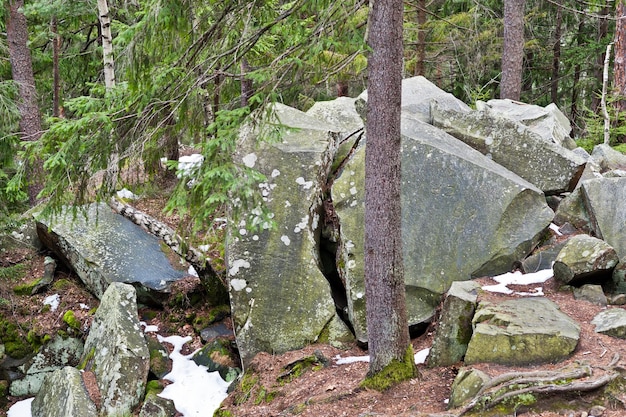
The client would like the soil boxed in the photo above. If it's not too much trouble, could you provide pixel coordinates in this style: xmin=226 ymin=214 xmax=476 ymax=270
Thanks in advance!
xmin=2 ymin=182 xmax=626 ymax=417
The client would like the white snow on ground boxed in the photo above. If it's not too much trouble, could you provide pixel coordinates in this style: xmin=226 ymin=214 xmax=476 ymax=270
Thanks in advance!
xmin=481 ymin=268 xmax=553 ymax=296
xmin=334 ymin=348 xmax=431 ymax=366
xmin=157 ymin=335 xmax=231 ymax=417
xmin=42 ymin=294 xmax=60 ymax=312
xmin=7 ymin=398 xmax=33 ymax=417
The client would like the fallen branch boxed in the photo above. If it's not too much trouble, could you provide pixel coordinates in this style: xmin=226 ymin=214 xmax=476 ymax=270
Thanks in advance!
xmin=455 ymin=362 xmax=621 ymax=416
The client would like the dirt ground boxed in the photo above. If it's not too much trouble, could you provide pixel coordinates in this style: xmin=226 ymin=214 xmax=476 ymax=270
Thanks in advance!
xmin=2 ymin=190 xmax=626 ymax=417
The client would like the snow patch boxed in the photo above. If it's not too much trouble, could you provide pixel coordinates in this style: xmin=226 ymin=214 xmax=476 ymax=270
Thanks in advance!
xmin=481 ymin=268 xmax=553 ymax=295
xmin=43 ymin=294 xmax=60 ymax=312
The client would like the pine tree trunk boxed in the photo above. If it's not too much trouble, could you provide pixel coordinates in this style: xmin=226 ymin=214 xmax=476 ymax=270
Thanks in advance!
xmin=6 ymin=0 xmax=43 ymax=206
xmin=51 ymin=16 xmax=62 ymax=117
xmin=592 ymin=6 xmax=610 ymax=113
xmin=500 ymin=0 xmax=525 ymax=100
xmin=364 ymin=0 xmax=413 ymax=378
xmin=614 ymin=1 xmax=626 ymax=113
xmin=415 ymin=0 xmax=427 ymax=76
xmin=550 ymin=0 xmax=563 ymax=104
xmin=97 ymin=0 xmax=116 ymax=90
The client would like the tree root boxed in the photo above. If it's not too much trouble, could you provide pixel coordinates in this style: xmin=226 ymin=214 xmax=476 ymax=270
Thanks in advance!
xmin=455 ymin=355 xmax=622 ymax=416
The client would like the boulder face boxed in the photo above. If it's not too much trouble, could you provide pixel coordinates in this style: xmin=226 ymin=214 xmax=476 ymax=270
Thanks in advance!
xmin=81 ymin=282 xmax=149 ymax=416
xmin=431 ymin=102 xmax=587 ymax=194
xmin=227 ymin=103 xmax=339 ymax=365
xmin=36 ymin=203 xmax=185 ymax=301
xmin=31 ymin=366 xmax=97 ymax=417
xmin=333 ymin=115 xmax=553 ymax=342
xmin=553 ymin=234 xmax=618 ymax=285
xmin=591 ymin=308 xmax=626 ymax=338
xmin=465 ymin=298 xmax=580 ymax=365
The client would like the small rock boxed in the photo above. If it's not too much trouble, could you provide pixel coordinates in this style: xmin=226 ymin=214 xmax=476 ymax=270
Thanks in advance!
xmin=573 ymin=284 xmax=607 ymax=306
xmin=589 ymin=405 xmax=606 ymax=416
xmin=609 ymin=293 xmax=626 ymax=305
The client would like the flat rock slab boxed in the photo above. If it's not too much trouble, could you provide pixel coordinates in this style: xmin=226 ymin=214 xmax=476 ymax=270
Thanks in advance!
xmin=36 ymin=203 xmax=185 ymax=300
xmin=465 ymin=298 xmax=580 ymax=365
xmin=591 ymin=308 xmax=626 ymax=338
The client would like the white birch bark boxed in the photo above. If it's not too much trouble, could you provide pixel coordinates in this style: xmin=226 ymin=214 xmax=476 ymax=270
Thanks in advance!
xmin=97 ymin=0 xmax=115 ymax=90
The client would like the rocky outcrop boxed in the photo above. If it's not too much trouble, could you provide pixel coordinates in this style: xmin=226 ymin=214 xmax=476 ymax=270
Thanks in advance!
xmin=333 ymin=114 xmax=553 ymax=342
xmin=31 ymin=367 xmax=97 ymax=417
xmin=465 ymin=298 xmax=580 ymax=365
xmin=431 ymin=102 xmax=587 ymax=194
xmin=227 ymin=103 xmax=339 ymax=365
xmin=553 ymin=234 xmax=618 ymax=285
xmin=9 ymin=336 xmax=83 ymax=397
xmin=36 ymin=203 xmax=185 ymax=303
xmin=81 ymin=282 xmax=150 ymax=416
xmin=427 ymin=281 xmax=480 ymax=367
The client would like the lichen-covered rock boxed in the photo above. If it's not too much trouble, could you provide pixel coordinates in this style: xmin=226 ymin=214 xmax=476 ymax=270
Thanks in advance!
xmin=31 ymin=366 xmax=97 ymax=417
xmin=334 ymin=115 xmax=553 ymax=342
xmin=36 ymin=203 xmax=185 ymax=301
xmin=553 ymin=187 xmax=592 ymax=232
xmin=465 ymin=298 xmax=580 ymax=365
xmin=431 ymin=103 xmax=587 ymax=194
xmin=191 ymin=339 xmax=240 ymax=383
xmin=145 ymin=335 xmax=171 ymax=380
xmin=227 ymin=103 xmax=338 ymax=365
xmin=591 ymin=144 xmax=626 ymax=173
xmin=553 ymin=234 xmax=618 ymax=285
xmin=81 ymin=282 xmax=149 ymax=416
xmin=358 ymin=75 xmax=472 ymax=123
xmin=581 ymin=177 xmax=626 ymax=258
xmin=475 ymin=99 xmax=576 ymax=149
xmin=591 ymin=308 xmax=626 ymax=338
xmin=448 ymin=367 xmax=490 ymax=409
xmin=427 ymin=281 xmax=479 ymax=367
xmin=9 ymin=335 xmax=83 ymax=397
xmin=573 ymin=284 xmax=607 ymax=306
xmin=139 ymin=390 xmax=177 ymax=417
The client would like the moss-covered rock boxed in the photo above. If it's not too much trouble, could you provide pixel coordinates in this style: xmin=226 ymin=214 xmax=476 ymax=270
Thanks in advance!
xmin=465 ymin=298 xmax=580 ymax=365
xmin=361 ymin=346 xmax=417 ymax=391
xmin=553 ymin=234 xmax=618 ymax=285
xmin=449 ymin=367 xmax=490 ymax=409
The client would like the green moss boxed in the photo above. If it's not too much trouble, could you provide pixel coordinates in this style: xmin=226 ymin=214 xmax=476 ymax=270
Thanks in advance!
xmin=277 ymin=354 xmax=325 ymax=384
xmin=360 ymin=346 xmax=418 ymax=391
xmin=12 ymin=278 xmax=41 ymax=296
xmin=63 ymin=310 xmax=81 ymax=330
xmin=0 ymin=318 xmax=33 ymax=359
xmin=78 ymin=346 xmax=96 ymax=370
xmin=213 ymin=409 xmax=233 ymax=417
xmin=0 ymin=263 xmax=28 ymax=281
xmin=254 ymin=386 xmax=279 ymax=405
xmin=234 ymin=373 xmax=259 ymax=405
xmin=613 ymin=143 xmax=626 ymax=154
xmin=52 ymin=278 xmax=72 ymax=290
xmin=145 ymin=380 xmax=164 ymax=396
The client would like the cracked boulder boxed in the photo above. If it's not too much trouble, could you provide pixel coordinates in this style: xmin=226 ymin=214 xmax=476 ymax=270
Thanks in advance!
xmin=333 ymin=115 xmax=553 ymax=343
xmin=35 ymin=203 xmax=185 ymax=303
xmin=553 ymin=234 xmax=618 ymax=285
xmin=465 ymin=298 xmax=580 ymax=365
xmin=227 ymin=103 xmax=339 ymax=365
xmin=431 ymin=102 xmax=587 ymax=194
xmin=80 ymin=282 xmax=149 ymax=416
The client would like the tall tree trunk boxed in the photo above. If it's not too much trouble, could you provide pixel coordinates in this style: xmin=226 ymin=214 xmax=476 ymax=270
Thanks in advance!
xmin=6 ymin=0 xmax=43 ymax=206
xmin=500 ymin=0 xmax=525 ymax=100
xmin=550 ymin=0 xmax=563 ymax=104
xmin=363 ymin=0 xmax=415 ymax=385
xmin=415 ymin=0 xmax=427 ymax=76
xmin=51 ymin=16 xmax=62 ymax=117
xmin=97 ymin=0 xmax=115 ymax=90
xmin=240 ymin=59 xmax=253 ymax=107
xmin=614 ymin=1 xmax=626 ymax=113
xmin=570 ymin=20 xmax=585 ymax=135
xmin=592 ymin=4 xmax=610 ymax=112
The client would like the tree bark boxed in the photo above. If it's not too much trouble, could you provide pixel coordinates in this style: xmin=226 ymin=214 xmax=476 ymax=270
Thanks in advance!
xmin=97 ymin=0 xmax=116 ymax=90
xmin=6 ymin=0 xmax=44 ymax=206
xmin=550 ymin=0 xmax=563 ymax=104
xmin=51 ymin=16 xmax=62 ymax=117
xmin=500 ymin=0 xmax=525 ymax=100
xmin=614 ymin=1 xmax=626 ymax=112
xmin=415 ymin=0 xmax=427 ymax=76
xmin=592 ymin=4 xmax=610 ymax=113
xmin=364 ymin=0 xmax=413 ymax=379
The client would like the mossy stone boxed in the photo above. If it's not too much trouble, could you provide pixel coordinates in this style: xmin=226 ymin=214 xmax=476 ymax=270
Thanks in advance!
xmin=361 ymin=346 xmax=417 ymax=391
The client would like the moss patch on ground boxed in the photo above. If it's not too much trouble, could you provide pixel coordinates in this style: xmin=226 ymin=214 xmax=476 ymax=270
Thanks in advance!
xmin=361 ymin=346 xmax=418 ymax=391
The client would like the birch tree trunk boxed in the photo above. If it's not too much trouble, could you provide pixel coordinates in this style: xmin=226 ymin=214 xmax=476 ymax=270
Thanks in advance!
xmin=614 ymin=1 xmax=626 ymax=112
xmin=500 ymin=0 xmax=525 ymax=100
xmin=97 ymin=0 xmax=116 ymax=90
xmin=6 ymin=0 xmax=43 ymax=206
xmin=363 ymin=0 xmax=416 ymax=387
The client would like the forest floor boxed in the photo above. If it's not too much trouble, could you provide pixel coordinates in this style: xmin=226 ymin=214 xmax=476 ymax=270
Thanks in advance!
xmin=2 ymin=176 xmax=626 ymax=417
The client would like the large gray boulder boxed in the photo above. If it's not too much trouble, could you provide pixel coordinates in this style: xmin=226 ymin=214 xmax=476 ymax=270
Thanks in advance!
xmin=36 ymin=203 xmax=185 ymax=302
xmin=591 ymin=308 xmax=626 ymax=338
xmin=227 ymin=103 xmax=339 ymax=365
xmin=427 ymin=281 xmax=480 ymax=367
xmin=359 ymin=75 xmax=472 ymax=123
xmin=591 ymin=144 xmax=626 ymax=173
xmin=553 ymin=234 xmax=618 ymax=285
xmin=431 ymin=103 xmax=587 ymax=194
xmin=333 ymin=115 xmax=553 ymax=342
xmin=581 ymin=177 xmax=626 ymax=258
xmin=9 ymin=336 xmax=83 ymax=397
xmin=31 ymin=366 xmax=97 ymax=417
xmin=475 ymin=99 xmax=576 ymax=149
xmin=81 ymin=282 xmax=149 ymax=416
xmin=465 ymin=298 xmax=580 ymax=365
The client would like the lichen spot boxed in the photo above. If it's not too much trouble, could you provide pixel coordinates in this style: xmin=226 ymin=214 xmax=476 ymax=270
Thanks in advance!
xmin=230 ymin=278 xmax=247 ymax=292
xmin=349 ymin=187 xmax=358 ymax=195
xmin=229 ymin=259 xmax=251 ymax=276
xmin=296 ymin=177 xmax=314 ymax=190
xmin=271 ymin=169 xmax=281 ymax=177
xmin=281 ymin=235 xmax=291 ymax=246
xmin=242 ymin=153 xmax=257 ymax=168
